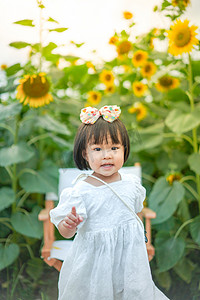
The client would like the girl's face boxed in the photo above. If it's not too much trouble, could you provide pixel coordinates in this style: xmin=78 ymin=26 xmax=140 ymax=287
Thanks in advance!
xmin=84 ymin=134 xmax=124 ymax=182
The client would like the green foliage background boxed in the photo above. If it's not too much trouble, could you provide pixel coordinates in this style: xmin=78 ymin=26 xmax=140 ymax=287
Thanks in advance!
xmin=0 ymin=0 xmax=200 ymax=299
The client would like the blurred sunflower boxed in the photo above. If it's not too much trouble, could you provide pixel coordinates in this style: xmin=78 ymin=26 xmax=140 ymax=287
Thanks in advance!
xmin=128 ymin=103 xmax=147 ymax=121
xmin=155 ymin=75 xmax=180 ymax=92
xmin=109 ymin=36 xmax=119 ymax=45
xmin=141 ymin=61 xmax=157 ymax=79
xmin=1 ymin=64 xmax=7 ymax=70
xmin=149 ymin=37 xmax=155 ymax=50
xmin=104 ymin=85 xmax=115 ymax=94
xmin=132 ymin=50 xmax=148 ymax=67
xmin=99 ymin=70 xmax=115 ymax=86
xmin=123 ymin=11 xmax=133 ymax=20
xmin=16 ymin=73 xmax=53 ymax=108
xmin=117 ymin=40 xmax=132 ymax=55
xmin=87 ymin=91 xmax=101 ymax=105
xmin=183 ymin=0 xmax=190 ymax=6
xmin=167 ymin=19 xmax=199 ymax=56
xmin=172 ymin=0 xmax=190 ymax=7
xmin=132 ymin=81 xmax=148 ymax=97
xmin=166 ymin=173 xmax=182 ymax=185
xmin=86 ymin=61 xmax=96 ymax=71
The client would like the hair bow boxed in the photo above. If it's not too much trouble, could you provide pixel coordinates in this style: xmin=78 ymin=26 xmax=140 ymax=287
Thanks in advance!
xmin=80 ymin=105 xmax=121 ymax=124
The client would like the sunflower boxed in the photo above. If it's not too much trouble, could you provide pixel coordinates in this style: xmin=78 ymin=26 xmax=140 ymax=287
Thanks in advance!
xmin=16 ymin=73 xmax=53 ymax=108
xmin=104 ymin=85 xmax=115 ymax=94
xmin=117 ymin=40 xmax=132 ymax=55
xmin=172 ymin=0 xmax=190 ymax=7
xmin=128 ymin=103 xmax=147 ymax=121
xmin=132 ymin=50 xmax=148 ymax=67
xmin=86 ymin=61 xmax=96 ymax=71
xmin=172 ymin=0 xmax=179 ymax=6
xmin=140 ymin=61 xmax=157 ymax=79
xmin=99 ymin=70 xmax=115 ymax=86
xmin=109 ymin=36 xmax=119 ymax=45
xmin=167 ymin=19 xmax=199 ymax=56
xmin=87 ymin=91 xmax=102 ymax=105
xmin=132 ymin=81 xmax=148 ymax=97
xmin=123 ymin=11 xmax=133 ymax=20
xmin=149 ymin=37 xmax=155 ymax=50
xmin=1 ymin=64 xmax=7 ymax=70
xmin=183 ymin=0 xmax=190 ymax=6
xmin=166 ymin=173 xmax=181 ymax=185
xmin=155 ymin=75 xmax=180 ymax=92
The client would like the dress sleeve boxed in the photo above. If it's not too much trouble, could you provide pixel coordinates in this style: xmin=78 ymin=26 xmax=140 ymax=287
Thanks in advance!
xmin=129 ymin=174 xmax=146 ymax=213
xmin=49 ymin=187 xmax=87 ymax=229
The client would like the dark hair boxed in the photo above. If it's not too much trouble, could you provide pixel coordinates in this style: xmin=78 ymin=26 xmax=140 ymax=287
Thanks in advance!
xmin=73 ymin=117 xmax=130 ymax=170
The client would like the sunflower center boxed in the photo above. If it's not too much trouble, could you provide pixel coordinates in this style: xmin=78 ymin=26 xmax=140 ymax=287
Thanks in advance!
xmin=144 ymin=65 xmax=151 ymax=72
xmin=136 ymin=86 xmax=142 ymax=91
xmin=92 ymin=94 xmax=98 ymax=100
xmin=175 ymin=28 xmax=191 ymax=47
xmin=105 ymin=74 xmax=111 ymax=81
xmin=23 ymin=75 xmax=50 ymax=98
xmin=136 ymin=54 xmax=142 ymax=61
xmin=160 ymin=76 xmax=173 ymax=87
xmin=118 ymin=41 xmax=131 ymax=54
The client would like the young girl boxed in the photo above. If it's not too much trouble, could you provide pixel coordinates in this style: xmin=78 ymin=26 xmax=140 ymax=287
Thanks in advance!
xmin=50 ymin=105 xmax=170 ymax=300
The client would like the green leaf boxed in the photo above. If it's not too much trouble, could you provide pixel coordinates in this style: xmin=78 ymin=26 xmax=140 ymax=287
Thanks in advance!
xmin=156 ymin=150 xmax=188 ymax=173
xmin=149 ymin=177 xmax=185 ymax=224
xmin=42 ymin=42 xmax=57 ymax=55
xmin=9 ymin=41 xmax=31 ymax=49
xmin=190 ymin=216 xmax=200 ymax=245
xmin=5 ymin=63 xmax=22 ymax=76
xmin=0 ymin=142 xmax=35 ymax=167
xmin=47 ymin=17 xmax=59 ymax=23
xmin=0 ymin=102 xmax=22 ymax=121
xmin=42 ymin=42 xmax=59 ymax=62
xmin=26 ymin=258 xmax=44 ymax=281
xmin=49 ymin=27 xmax=68 ymax=32
xmin=188 ymin=153 xmax=200 ymax=175
xmin=70 ymin=41 xmax=85 ymax=48
xmin=0 ymin=187 xmax=15 ymax=211
xmin=173 ymin=257 xmax=196 ymax=283
xmin=35 ymin=115 xmax=70 ymax=135
xmin=132 ymin=123 xmax=164 ymax=152
xmin=155 ymin=232 xmax=185 ymax=272
xmin=11 ymin=207 xmax=43 ymax=239
xmin=154 ymin=270 xmax=171 ymax=290
xmin=14 ymin=19 xmax=35 ymax=27
xmin=0 ymin=243 xmax=20 ymax=270
xmin=19 ymin=162 xmax=58 ymax=194
xmin=165 ymin=109 xmax=200 ymax=134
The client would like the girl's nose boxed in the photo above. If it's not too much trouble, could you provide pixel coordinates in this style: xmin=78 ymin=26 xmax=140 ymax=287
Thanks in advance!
xmin=102 ymin=149 xmax=112 ymax=159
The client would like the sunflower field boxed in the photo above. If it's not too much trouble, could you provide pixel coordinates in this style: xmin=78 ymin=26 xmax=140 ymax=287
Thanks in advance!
xmin=0 ymin=0 xmax=200 ymax=299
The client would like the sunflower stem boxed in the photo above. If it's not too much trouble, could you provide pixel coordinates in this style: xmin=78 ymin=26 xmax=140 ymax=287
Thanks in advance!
xmin=188 ymin=53 xmax=200 ymax=213
xmin=174 ymin=218 xmax=194 ymax=240
xmin=38 ymin=1 xmax=43 ymax=72
xmin=11 ymin=115 xmax=20 ymax=213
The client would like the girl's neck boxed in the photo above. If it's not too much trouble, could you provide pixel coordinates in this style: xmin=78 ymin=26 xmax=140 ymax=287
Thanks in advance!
xmin=85 ymin=171 xmax=121 ymax=186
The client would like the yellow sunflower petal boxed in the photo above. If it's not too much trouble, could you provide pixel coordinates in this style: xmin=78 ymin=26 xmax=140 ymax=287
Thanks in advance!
xmin=167 ymin=19 xmax=199 ymax=56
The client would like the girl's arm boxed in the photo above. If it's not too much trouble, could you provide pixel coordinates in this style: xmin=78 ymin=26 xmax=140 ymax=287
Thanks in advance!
xmin=58 ymin=206 xmax=83 ymax=239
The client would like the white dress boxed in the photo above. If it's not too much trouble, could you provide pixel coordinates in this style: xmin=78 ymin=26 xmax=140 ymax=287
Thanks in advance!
xmin=50 ymin=174 xmax=170 ymax=300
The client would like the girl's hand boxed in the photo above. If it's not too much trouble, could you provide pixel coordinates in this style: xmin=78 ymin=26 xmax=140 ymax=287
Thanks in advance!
xmin=62 ymin=206 xmax=83 ymax=230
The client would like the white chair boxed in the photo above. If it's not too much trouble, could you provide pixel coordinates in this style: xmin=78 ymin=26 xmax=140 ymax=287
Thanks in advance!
xmin=39 ymin=164 xmax=156 ymax=271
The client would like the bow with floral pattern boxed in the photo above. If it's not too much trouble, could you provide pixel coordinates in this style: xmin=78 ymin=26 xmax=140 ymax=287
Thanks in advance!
xmin=80 ymin=105 xmax=121 ymax=124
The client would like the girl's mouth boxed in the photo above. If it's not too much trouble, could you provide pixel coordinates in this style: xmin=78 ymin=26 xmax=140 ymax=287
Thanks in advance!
xmin=101 ymin=164 xmax=113 ymax=168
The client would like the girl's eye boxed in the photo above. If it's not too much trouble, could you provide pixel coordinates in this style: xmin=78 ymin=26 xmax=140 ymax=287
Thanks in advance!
xmin=94 ymin=147 xmax=101 ymax=151
xmin=111 ymin=146 xmax=118 ymax=150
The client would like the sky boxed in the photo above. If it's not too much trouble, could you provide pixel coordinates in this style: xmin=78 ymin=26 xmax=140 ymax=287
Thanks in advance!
xmin=0 ymin=0 xmax=200 ymax=66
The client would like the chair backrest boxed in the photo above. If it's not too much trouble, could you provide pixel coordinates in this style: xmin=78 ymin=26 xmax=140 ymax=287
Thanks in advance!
xmin=45 ymin=165 xmax=141 ymax=201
